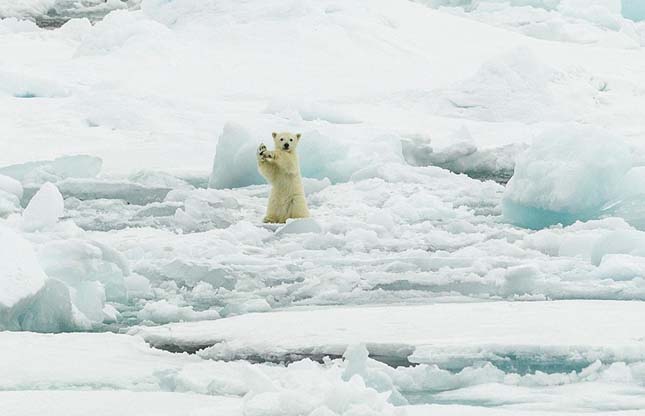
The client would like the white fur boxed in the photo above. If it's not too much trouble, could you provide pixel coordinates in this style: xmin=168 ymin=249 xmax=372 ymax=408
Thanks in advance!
xmin=257 ymin=132 xmax=310 ymax=223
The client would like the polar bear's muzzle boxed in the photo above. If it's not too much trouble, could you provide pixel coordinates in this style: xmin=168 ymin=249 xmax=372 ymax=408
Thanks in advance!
xmin=283 ymin=143 xmax=290 ymax=150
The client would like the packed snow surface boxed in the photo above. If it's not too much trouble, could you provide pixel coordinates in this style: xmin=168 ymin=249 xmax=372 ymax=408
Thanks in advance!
xmin=132 ymin=301 xmax=645 ymax=367
xmin=2 ymin=0 xmax=645 ymax=414
xmin=5 ymin=330 xmax=645 ymax=414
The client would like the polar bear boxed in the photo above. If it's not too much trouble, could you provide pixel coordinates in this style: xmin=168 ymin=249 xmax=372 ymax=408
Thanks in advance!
xmin=257 ymin=132 xmax=310 ymax=223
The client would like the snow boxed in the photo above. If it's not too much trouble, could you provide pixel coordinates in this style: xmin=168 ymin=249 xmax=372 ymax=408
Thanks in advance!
xmin=2 ymin=0 xmax=645 ymax=413
xmin=1 ymin=391 xmax=241 ymax=416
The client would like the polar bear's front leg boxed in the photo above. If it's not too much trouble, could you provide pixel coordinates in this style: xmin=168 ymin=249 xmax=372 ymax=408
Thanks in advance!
xmin=257 ymin=143 xmax=275 ymax=162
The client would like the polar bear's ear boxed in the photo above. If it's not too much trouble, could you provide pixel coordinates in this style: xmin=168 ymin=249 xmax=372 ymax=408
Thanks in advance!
xmin=296 ymin=133 xmax=301 ymax=140
xmin=272 ymin=132 xmax=277 ymax=139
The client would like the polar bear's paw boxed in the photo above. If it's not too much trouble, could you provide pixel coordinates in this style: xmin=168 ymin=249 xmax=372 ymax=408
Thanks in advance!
xmin=257 ymin=143 xmax=273 ymax=161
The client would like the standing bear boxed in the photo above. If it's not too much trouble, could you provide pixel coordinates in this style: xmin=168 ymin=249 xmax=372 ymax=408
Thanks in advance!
xmin=257 ymin=132 xmax=310 ymax=223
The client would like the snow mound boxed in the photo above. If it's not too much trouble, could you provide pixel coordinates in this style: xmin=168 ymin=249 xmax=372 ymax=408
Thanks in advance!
xmin=75 ymin=9 xmax=172 ymax=56
xmin=22 ymin=182 xmax=64 ymax=231
xmin=503 ymin=124 xmax=632 ymax=229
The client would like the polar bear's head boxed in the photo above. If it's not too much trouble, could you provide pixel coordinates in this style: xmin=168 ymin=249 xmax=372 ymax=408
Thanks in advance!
xmin=272 ymin=132 xmax=301 ymax=153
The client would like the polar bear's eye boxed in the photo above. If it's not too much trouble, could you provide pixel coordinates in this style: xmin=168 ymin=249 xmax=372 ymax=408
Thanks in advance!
xmin=289 ymin=139 xmax=293 ymax=142
xmin=280 ymin=138 xmax=284 ymax=141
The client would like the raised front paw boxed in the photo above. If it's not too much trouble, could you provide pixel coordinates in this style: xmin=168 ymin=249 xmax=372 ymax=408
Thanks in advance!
xmin=257 ymin=143 xmax=273 ymax=161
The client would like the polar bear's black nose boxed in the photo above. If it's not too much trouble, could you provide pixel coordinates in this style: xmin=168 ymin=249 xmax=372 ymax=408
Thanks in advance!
xmin=283 ymin=143 xmax=290 ymax=149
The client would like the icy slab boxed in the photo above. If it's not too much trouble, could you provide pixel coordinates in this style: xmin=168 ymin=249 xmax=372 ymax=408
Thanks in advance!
xmin=0 ymin=174 xmax=22 ymax=217
xmin=623 ymin=0 xmax=645 ymax=21
xmin=0 ymin=174 xmax=23 ymax=199
xmin=275 ymin=218 xmax=322 ymax=236
xmin=137 ymin=299 xmax=220 ymax=325
xmin=22 ymin=182 xmax=64 ymax=231
xmin=0 ymin=225 xmax=79 ymax=332
xmin=56 ymin=178 xmax=171 ymax=205
xmin=0 ymin=225 xmax=47 ymax=315
xmin=0 ymin=155 xmax=102 ymax=189
xmin=503 ymin=125 xmax=633 ymax=229
xmin=37 ymin=237 xmax=130 ymax=314
xmin=131 ymin=301 xmax=645 ymax=369
xmin=1 ymin=391 xmax=241 ymax=416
